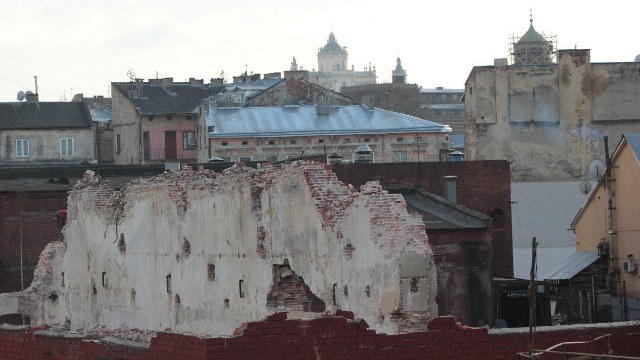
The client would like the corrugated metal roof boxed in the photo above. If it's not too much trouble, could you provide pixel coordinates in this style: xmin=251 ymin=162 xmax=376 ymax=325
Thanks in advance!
xmin=89 ymin=108 xmax=112 ymax=122
xmin=0 ymin=102 xmax=92 ymax=130
xmin=624 ymin=134 xmax=640 ymax=166
xmin=543 ymin=251 xmax=600 ymax=280
xmin=206 ymin=104 xmax=452 ymax=138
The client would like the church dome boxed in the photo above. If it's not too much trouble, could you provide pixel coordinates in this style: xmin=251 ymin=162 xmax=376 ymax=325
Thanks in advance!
xmin=517 ymin=21 xmax=548 ymax=45
xmin=320 ymin=32 xmax=347 ymax=54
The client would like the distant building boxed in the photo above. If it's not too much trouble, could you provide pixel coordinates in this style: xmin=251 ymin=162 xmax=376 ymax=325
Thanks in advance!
xmin=111 ymin=78 xmax=225 ymax=165
xmin=307 ymin=32 xmax=376 ymax=92
xmin=72 ymin=94 xmax=113 ymax=164
xmin=199 ymin=104 xmax=452 ymax=163
xmin=0 ymin=100 xmax=94 ymax=165
xmin=420 ymin=87 xmax=465 ymax=135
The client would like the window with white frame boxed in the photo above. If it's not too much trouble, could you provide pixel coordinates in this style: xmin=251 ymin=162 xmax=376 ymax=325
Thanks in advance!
xmin=16 ymin=138 xmax=29 ymax=157
xmin=60 ymin=138 xmax=74 ymax=156
xmin=183 ymin=131 xmax=197 ymax=150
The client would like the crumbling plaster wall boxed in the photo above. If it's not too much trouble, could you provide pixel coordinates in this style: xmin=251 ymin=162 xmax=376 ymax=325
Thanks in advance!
xmin=465 ymin=51 xmax=640 ymax=181
xmin=0 ymin=162 xmax=436 ymax=336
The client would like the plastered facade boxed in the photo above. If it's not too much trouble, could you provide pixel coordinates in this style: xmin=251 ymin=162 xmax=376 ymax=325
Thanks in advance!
xmin=0 ymin=162 xmax=437 ymax=335
xmin=0 ymin=128 xmax=94 ymax=165
xmin=574 ymin=142 xmax=640 ymax=298
xmin=464 ymin=49 xmax=640 ymax=181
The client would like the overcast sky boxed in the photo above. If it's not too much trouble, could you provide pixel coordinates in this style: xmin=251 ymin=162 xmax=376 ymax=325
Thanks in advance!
xmin=1 ymin=0 xmax=638 ymax=102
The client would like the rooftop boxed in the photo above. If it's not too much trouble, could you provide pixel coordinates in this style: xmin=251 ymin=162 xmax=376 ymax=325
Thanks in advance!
xmin=0 ymin=101 xmax=92 ymax=130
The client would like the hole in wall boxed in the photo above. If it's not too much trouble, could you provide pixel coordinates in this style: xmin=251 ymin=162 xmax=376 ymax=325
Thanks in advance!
xmin=182 ymin=237 xmax=191 ymax=257
xmin=207 ymin=263 xmax=215 ymax=281
xmin=130 ymin=288 xmax=136 ymax=304
xmin=224 ymin=299 xmax=229 ymax=308
xmin=266 ymin=263 xmax=325 ymax=312
xmin=239 ymin=280 xmax=245 ymax=298
xmin=410 ymin=278 xmax=419 ymax=293
xmin=343 ymin=285 xmax=349 ymax=297
xmin=175 ymin=294 xmax=181 ymax=304
xmin=343 ymin=243 xmax=355 ymax=259
xmin=61 ymin=272 xmax=65 ymax=287
xmin=332 ymin=283 xmax=337 ymax=306
xmin=166 ymin=274 xmax=172 ymax=294
xmin=48 ymin=292 xmax=58 ymax=303
xmin=102 ymin=272 xmax=107 ymax=287
xmin=365 ymin=285 xmax=371 ymax=297
xmin=118 ymin=234 xmax=126 ymax=254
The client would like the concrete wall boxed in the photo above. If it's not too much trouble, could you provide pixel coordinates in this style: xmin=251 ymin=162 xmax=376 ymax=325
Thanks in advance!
xmin=0 ymin=129 xmax=94 ymax=165
xmin=201 ymin=133 xmax=448 ymax=164
xmin=0 ymin=162 xmax=438 ymax=335
xmin=2 ymin=315 xmax=640 ymax=359
xmin=464 ymin=50 xmax=640 ymax=181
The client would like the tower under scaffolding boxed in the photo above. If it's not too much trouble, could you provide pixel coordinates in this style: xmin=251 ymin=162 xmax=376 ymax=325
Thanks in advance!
xmin=510 ymin=14 xmax=557 ymax=65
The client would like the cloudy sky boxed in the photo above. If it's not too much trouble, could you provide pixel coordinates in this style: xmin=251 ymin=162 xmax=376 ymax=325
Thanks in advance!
xmin=1 ymin=0 xmax=637 ymax=102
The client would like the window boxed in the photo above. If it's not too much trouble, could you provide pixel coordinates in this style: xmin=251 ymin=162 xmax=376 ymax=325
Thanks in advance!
xmin=289 ymin=139 xmax=296 ymax=145
xmin=15 ymin=138 xmax=29 ymax=157
xmin=268 ymin=140 xmax=275 ymax=145
xmin=318 ymin=139 xmax=324 ymax=144
xmin=148 ymin=116 xmax=154 ymax=121
xmin=221 ymin=141 xmax=228 ymax=146
xmin=241 ymin=140 xmax=248 ymax=146
xmin=363 ymin=138 xmax=370 ymax=143
xmin=183 ymin=131 xmax=196 ymax=150
xmin=343 ymin=138 xmax=351 ymax=143
xmin=167 ymin=115 xmax=172 ymax=120
xmin=239 ymin=156 xmax=252 ymax=162
xmin=393 ymin=151 xmax=407 ymax=163
xmin=396 ymin=137 xmax=404 ymax=142
xmin=115 ymin=134 xmax=121 ymax=154
xmin=266 ymin=155 xmax=278 ymax=162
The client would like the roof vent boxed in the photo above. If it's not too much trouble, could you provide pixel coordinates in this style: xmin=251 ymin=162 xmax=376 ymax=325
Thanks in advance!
xmin=354 ymin=144 xmax=373 ymax=164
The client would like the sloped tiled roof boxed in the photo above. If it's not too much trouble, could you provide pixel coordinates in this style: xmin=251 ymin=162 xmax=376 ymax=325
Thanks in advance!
xmin=0 ymin=102 xmax=92 ymax=130
xmin=206 ymin=104 xmax=451 ymax=138
xmin=112 ymin=82 xmax=225 ymax=115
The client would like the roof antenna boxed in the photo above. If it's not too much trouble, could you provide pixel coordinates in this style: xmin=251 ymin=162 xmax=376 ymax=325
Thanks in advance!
xmin=34 ymin=76 xmax=38 ymax=95
xmin=529 ymin=8 xmax=533 ymax=24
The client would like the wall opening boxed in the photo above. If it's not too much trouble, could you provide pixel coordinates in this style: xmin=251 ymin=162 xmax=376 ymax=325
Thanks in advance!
xmin=332 ymin=283 xmax=337 ymax=306
xmin=224 ymin=299 xmax=229 ymax=308
xmin=365 ymin=285 xmax=371 ymax=297
xmin=182 ymin=237 xmax=191 ymax=257
xmin=410 ymin=278 xmax=419 ymax=293
xmin=102 ymin=272 xmax=107 ymax=287
xmin=166 ymin=274 xmax=172 ymax=294
xmin=207 ymin=263 xmax=215 ymax=281
xmin=266 ymin=263 xmax=326 ymax=312
xmin=61 ymin=272 xmax=65 ymax=287
xmin=343 ymin=285 xmax=349 ymax=297
xmin=239 ymin=280 xmax=245 ymax=298
xmin=118 ymin=233 xmax=126 ymax=254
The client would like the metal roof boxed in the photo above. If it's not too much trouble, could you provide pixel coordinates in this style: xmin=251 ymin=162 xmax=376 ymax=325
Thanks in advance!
xmin=402 ymin=189 xmax=489 ymax=230
xmin=543 ymin=251 xmax=600 ymax=281
xmin=112 ymin=82 xmax=225 ymax=115
xmin=206 ymin=104 xmax=452 ymax=138
xmin=624 ymin=134 xmax=640 ymax=166
xmin=0 ymin=102 xmax=92 ymax=130
xmin=89 ymin=108 xmax=112 ymax=123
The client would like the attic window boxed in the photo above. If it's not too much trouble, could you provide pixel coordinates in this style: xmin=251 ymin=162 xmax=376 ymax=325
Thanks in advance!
xmin=242 ymin=140 xmax=248 ymax=146
xmin=318 ymin=139 xmax=325 ymax=144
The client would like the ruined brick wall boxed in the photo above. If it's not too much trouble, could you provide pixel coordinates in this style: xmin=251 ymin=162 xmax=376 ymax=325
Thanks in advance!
xmin=1 ymin=162 xmax=438 ymax=335
xmin=1 ymin=315 xmax=639 ymax=360
xmin=0 ymin=192 xmax=67 ymax=295
xmin=331 ymin=161 xmax=513 ymax=277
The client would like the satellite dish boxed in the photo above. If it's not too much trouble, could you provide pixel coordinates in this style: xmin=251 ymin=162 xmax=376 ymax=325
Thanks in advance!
xmin=589 ymin=159 xmax=606 ymax=180
xmin=25 ymin=90 xmax=34 ymax=95
xmin=579 ymin=181 xmax=592 ymax=195
xmin=16 ymin=91 xmax=25 ymax=101
xmin=635 ymin=54 xmax=640 ymax=62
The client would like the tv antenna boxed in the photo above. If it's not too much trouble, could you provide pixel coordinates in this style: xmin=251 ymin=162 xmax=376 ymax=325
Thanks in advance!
xmin=126 ymin=69 xmax=136 ymax=82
